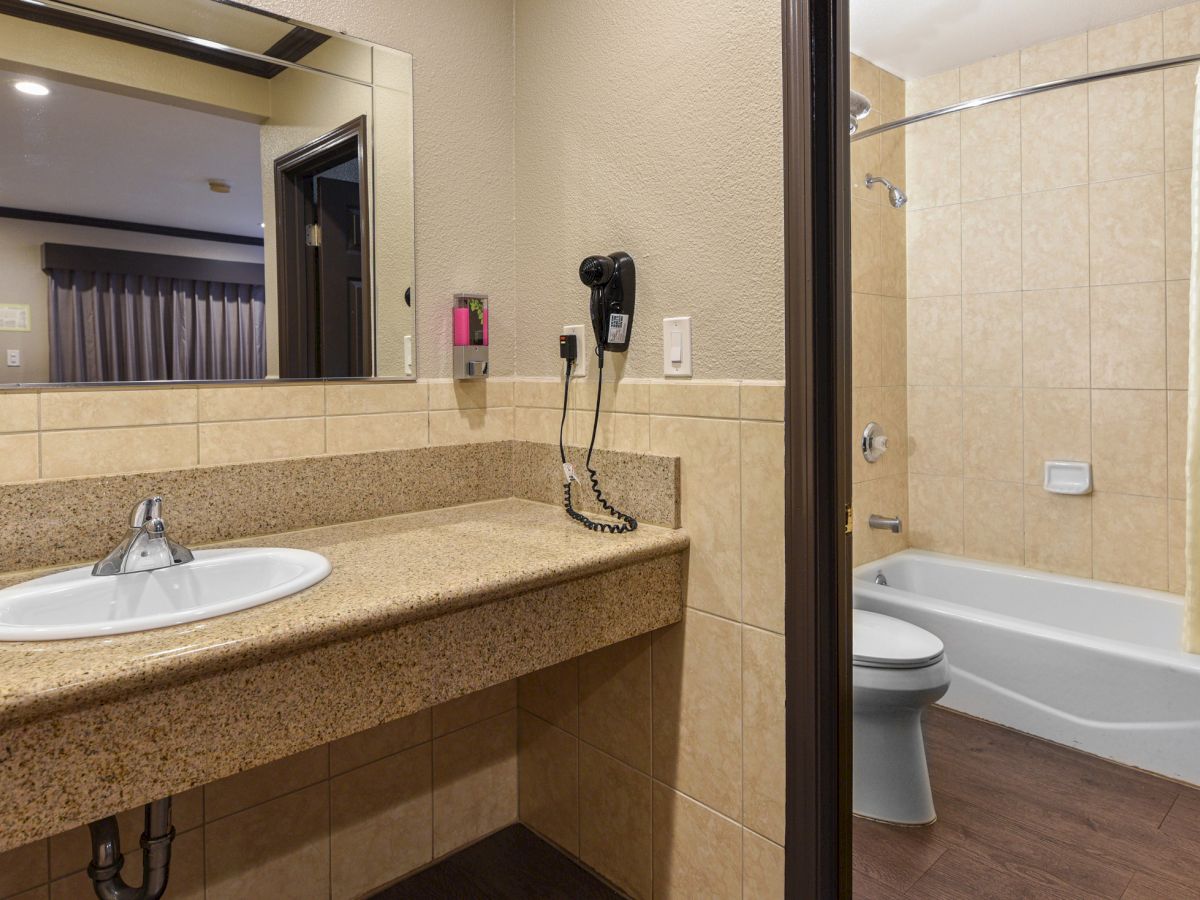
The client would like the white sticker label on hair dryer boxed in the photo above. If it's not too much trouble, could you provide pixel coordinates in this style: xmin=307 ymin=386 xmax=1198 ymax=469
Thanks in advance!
xmin=607 ymin=313 xmax=629 ymax=345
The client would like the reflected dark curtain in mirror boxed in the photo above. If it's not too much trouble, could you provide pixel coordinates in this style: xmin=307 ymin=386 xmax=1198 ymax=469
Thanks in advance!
xmin=47 ymin=270 xmax=266 ymax=382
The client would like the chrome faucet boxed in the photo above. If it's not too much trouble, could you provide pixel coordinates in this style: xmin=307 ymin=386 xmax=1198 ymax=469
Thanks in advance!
xmin=93 ymin=497 xmax=194 ymax=576
xmin=868 ymin=514 xmax=903 ymax=534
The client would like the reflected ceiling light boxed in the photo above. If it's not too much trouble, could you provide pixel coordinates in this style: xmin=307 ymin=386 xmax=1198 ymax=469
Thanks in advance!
xmin=208 ymin=179 xmax=231 ymax=194
xmin=259 ymin=222 xmax=265 ymax=228
xmin=14 ymin=81 xmax=49 ymax=97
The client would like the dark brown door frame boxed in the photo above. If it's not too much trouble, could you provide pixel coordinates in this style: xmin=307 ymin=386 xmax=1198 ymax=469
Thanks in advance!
xmin=782 ymin=0 xmax=853 ymax=897
xmin=273 ymin=116 xmax=372 ymax=378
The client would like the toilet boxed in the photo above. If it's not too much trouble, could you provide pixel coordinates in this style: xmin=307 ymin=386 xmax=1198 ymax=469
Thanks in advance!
xmin=852 ymin=609 xmax=950 ymax=825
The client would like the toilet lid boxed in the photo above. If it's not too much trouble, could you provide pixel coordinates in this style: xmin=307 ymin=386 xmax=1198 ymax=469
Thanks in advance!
xmin=853 ymin=609 xmax=945 ymax=669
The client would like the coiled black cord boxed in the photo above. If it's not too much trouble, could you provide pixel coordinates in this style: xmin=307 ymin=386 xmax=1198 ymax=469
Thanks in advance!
xmin=560 ymin=349 xmax=638 ymax=534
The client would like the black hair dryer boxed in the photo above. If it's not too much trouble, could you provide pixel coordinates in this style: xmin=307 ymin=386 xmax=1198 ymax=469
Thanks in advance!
xmin=579 ymin=252 xmax=635 ymax=353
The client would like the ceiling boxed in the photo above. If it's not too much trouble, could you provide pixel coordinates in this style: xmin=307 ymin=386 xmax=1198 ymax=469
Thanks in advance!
xmin=850 ymin=0 xmax=1193 ymax=79
xmin=65 ymin=0 xmax=294 ymax=56
xmin=0 ymin=73 xmax=264 ymax=236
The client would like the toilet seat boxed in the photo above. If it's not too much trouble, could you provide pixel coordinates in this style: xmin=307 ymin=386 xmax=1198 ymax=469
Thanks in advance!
xmin=853 ymin=609 xmax=944 ymax=669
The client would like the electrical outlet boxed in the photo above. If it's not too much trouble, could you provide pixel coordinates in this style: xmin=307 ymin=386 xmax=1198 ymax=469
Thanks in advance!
xmin=5 ymin=349 xmax=19 ymax=367
xmin=562 ymin=324 xmax=586 ymax=377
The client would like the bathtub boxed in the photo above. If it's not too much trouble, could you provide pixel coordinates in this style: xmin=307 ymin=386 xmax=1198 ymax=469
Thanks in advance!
xmin=853 ymin=550 xmax=1200 ymax=785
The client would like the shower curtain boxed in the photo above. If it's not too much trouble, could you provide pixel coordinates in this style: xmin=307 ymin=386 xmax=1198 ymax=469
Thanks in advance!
xmin=1186 ymin=68 xmax=1200 ymax=652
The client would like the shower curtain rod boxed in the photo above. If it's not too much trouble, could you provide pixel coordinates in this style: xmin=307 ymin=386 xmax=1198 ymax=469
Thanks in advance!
xmin=851 ymin=51 xmax=1200 ymax=141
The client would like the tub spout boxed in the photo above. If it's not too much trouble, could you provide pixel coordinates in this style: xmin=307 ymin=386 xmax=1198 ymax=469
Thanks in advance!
xmin=868 ymin=514 xmax=902 ymax=534
xmin=87 ymin=798 xmax=174 ymax=900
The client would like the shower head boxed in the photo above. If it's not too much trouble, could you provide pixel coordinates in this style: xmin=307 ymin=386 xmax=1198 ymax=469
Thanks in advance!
xmin=865 ymin=174 xmax=907 ymax=208
xmin=849 ymin=90 xmax=872 ymax=135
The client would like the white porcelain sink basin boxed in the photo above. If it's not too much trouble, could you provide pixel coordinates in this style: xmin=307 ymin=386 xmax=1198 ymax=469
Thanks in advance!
xmin=0 ymin=548 xmax=331 ymax=641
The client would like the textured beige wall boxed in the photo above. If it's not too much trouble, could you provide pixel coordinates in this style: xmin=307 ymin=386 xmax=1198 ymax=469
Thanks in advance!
xmin=902 ymin=6 xmax=1198 ymax=592
xmin=512 ymin=0 xmax=783 ymax=380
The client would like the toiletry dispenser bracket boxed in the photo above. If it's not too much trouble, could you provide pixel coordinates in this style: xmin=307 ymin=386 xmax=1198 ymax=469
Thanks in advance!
xmin=1043 ymin=460 xmax=1092 ymax=495
xmin=453 ymin=294 xmax=488 ymax=379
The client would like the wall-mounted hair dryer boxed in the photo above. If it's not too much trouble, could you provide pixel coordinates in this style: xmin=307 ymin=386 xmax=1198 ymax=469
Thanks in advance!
xmin=579 ymin=251 xmax=635 ymax=354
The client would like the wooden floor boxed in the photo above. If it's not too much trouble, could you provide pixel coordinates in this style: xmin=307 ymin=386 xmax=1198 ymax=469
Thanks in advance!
xmin=371 ymin=825 xmax=622 ymax=899
xmin=854 ymin=707 xmax=1200 ymax=899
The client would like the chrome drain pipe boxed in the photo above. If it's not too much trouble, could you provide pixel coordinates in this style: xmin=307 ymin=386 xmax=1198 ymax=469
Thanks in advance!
xmin=87 ymin=797 xmax=174 ymax=900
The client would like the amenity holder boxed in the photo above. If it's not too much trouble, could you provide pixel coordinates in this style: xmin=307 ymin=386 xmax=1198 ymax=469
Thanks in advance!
xmin=453 ymin=293 xmax=488 ymax=379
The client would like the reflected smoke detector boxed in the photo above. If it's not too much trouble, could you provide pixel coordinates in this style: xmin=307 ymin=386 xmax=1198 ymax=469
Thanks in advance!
xmin=849 ymin=90 xmax=872 ymax=134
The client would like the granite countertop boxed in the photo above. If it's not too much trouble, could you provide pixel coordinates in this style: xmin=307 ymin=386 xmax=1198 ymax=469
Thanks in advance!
xmin=0 ymin=498 xmax=689 ymax=727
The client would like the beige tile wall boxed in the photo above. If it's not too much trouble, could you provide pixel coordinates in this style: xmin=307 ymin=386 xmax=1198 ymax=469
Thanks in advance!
xmin=900 ymin=7 xmax=1200 ymax=592
xmin=512 ymin=377 xmax=786 ymax=898
xmin=851 ymin=55 xmax=910 ymax=566
xmin=0 ymin=683 xmax=518 ymax=900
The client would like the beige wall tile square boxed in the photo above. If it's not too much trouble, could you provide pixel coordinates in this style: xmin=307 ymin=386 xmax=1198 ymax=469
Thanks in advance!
xmin=1088 ymin=73 xmax=1165 ymax=182
xmin=851 ymin=54 xmax=883 ymax=132
xmin=432 ymin=710 xmax=518 ymax=856
xmin=197 ymin=384 xmax=322 ymax=422
xmin=907 ymin=69 xmax=960 ymax=115
xmin=1167 ymin=281 xmax=1190 ymax=390
xmin=741 ymin=421 xmax=785 ymax=633
xmin=853 ymin=474 xmax=909 ymax=566
xmin=41 ymin=424 xmax=197 ymax=478
xmin=743 ymin=829 xmax=785 ymax=900
xmin=962 ymin=293 xmax=1021 ymax=387
xmin=1169 ymin=389 xmax=1188 ymax=500
xmin=961 ymin=195 xmax=1022 ymax=294
xmin=881 ymin=202 xmax=908 ymax=299
xmin=518 ymin=658 xmax=578 ymax=734
xmin=652 ymin=784 xmax=742 ymax=900
xmin=518 ymin=711 xmax=579 ymax=854
xmin=651 ymin=612 xmax=742 ymax=820
xmin=0 ymin=839 xmax=46 ymax=897
xmin=1021 ymin=87 xmax=1089 ymax=193
xmin=1022 ymin=288 xmax=1090 ymax=388
xmin=907 ymin=296 xmax=962 ymax=385
xmin=908 ymin=386 xmax=963 ymax=476
xmin=1091 ymin=283 xmax=1166 ymax=389
xmin=428 ymin=407 xmax=514 ymax=445
xmin=514 ymin=378 xmax=570 ymax=410
xmin=427 ymin=378 xmax=514 ymax=411
xmin=649 ymin=415 xmax=741 ymax=619
xmin=879 ymin=68 xmax=907 ymax=124
xmin=962 ymin=387 xmax=1022 ymax=481
xmin=326 ymin=411 xmax=428 ymax=454
xmin=1022 ymin=186 xmax=1090 ymax=289
xmin=0 ymin=433 xmax=38 ymax=483
xmin=41 ymin=388 xmax=197 ymax=430
xmin=881 ymin=297 xmax=908 ymax=386
xmin=572 ymin=410 xmax=651 ymax=452
xmin=908 ymin=474 xmax=964 ymax=554
xmin=1164 ymin=64 xmax=1198 ymax=171
xmin=1092 ymin=388 xmax=1167 ymax=496
xmin=329 ymin=710 xmax=431 ymax=777
xmin=199 ymin=417 xmax=324 ymax=465
xmin=1090 ymin=175 xmax=1166 ymax=286
xmin=579 ymin=633 xmax=653 ymax=773
xmin=514 ymin=406 xmax=565 ymax=445
xmin=330 ymin=744 xmax=432 ymax=900
xmin=1165 ymin=3 xmax=1200 ymax=56
xmin=205 ymin=783 xmax=329 ymax=900
xmin=1023 ymin=488 xmax=1092 ymax=577
xmin=325 ymin=381 xmax=427 ymax=415
xmin=853 ymin=293 xmax=882 ymax=388
xmin=0 ymin=393 xmax=37 ymax=433
xmin=963 ymin=478 xmax=1025 ymax=565
xmin=742 ymin=628 xmax=784 ymax=845
xmin=960 ymin=52 xmax=1019 ymax=100
xmin=961 ymin=103 xmax=1021 ymax=202
xmin=852 ymin=198 xmax=883 ymax=295
xmin=648 ymin=381 xmax=739 ymax=419
xmin=852 ymin=133 xmax=883 ymax=207
xmin=575 ymin=378 xmax=650 ymax=415
xmin=1021 ymin=34 xmax=1088 ymax=85
xmin=1166 ymin=169 xmax=1192 ymax=282
xmin=1088 ymin=13 xmax=1163 ymax=71
xmin=880 ymin=386 xmax=909 ymax=480
xmin=739 ymin=382 xmax=785 ymax=422
xmin=205 ymin=745 xmax=328 ymax=821
xmin=579 ymin=744 xmax=653 ymax=900
xmin=1093 ymin=492 xmax=1169 ymax=590
xmin=432 ymin=680 xmax=516 ymax=737
xmin=853 ymin=387 xmax=882 ymax=485
xmin=905 ymin=116 xmax=961 ymax=210
xmin=908 ymin=206 xmax=962 ymax=299
xmin=1023 ymin=388 xmax=1091 ymax=484
xmin=1170 ymin=498 xmax=1186 ymax=593
xmin=14 ymin=886 xmax=49 ymax=900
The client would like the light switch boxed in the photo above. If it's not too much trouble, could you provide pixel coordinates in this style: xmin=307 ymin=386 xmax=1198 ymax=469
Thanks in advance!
xmin=5 ymin=349 xmax=18 ymax=367
xmin=662 ymin=317 xmax=692 ymax=377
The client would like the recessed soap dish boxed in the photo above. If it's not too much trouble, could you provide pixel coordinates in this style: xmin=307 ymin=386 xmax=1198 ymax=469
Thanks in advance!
xmin=1044 ymin=460 xmax=1092 ymax=495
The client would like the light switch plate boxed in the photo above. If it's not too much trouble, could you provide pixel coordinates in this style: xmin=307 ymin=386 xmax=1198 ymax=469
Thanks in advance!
xmin=563 ymin=324 xmax=587 ymax=377
xmin=5 ymin=349 xmax=18 ymax=367
xmin=662 ymin=316 xmax=692 ymax=377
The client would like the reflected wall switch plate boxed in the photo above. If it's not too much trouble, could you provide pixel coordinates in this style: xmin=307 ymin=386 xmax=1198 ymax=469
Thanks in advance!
xmin=1043 ymin=460 xmax=1092 ymax=495
xmin=5 ymin=350 xmax=18 ymax=367
xmin=563 ymin=324 xmax=586 ymax=377
xmin=403 ymin=335 xmax=413 ymax=376
xmin=662 ymin=316 xmax=692 ymax=377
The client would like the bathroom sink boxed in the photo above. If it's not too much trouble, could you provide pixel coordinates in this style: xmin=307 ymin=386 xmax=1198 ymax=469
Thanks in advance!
xmin=0 ymin=548 xmax=331 ymax=641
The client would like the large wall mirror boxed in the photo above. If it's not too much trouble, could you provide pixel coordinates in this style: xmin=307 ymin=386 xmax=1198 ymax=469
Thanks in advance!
xmin=0 ymin=0 xmax=415 ymax=386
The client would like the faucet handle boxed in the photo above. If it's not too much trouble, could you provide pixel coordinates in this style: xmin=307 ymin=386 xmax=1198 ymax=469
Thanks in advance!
xmin=130 ymin=497 xmax=165 ymax=533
